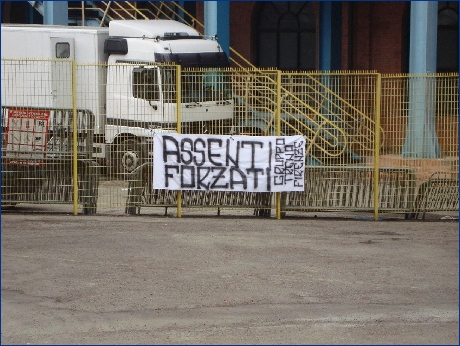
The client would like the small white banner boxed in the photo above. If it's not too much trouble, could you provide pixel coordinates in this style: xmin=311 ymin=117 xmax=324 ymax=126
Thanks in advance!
xmin=153 ymin=134 xmax=305 ymax=192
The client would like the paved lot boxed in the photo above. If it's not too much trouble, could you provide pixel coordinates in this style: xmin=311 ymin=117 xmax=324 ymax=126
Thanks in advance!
xmin=1 ymin=207 xmax=459 ymax=344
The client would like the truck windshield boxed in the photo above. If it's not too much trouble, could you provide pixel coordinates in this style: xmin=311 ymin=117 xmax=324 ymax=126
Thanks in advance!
xmin=182 ymin=70 xmax=232 ymax=103
xmin=132 ymin=65 xmax=232 ymax=104
xmin=154 ymin=51 xmax=232 ymax=103
xmin=161 ymin=68 xmax=232 ymax=104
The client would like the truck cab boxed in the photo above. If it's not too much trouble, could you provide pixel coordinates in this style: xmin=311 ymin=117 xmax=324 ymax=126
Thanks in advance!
xmin=1 ymin=20 xmax=234 ymax=175
xmin=103 ymin=20 xmax=234 ymax=174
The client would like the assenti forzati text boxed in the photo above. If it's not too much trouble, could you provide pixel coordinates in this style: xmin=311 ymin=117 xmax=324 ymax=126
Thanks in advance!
xmin=153 ymin=134 xmax=305 ymax=192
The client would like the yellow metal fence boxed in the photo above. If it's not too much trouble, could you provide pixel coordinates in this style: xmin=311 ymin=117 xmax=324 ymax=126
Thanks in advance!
xmin=1 ymin=59 xmax=458 ymax=219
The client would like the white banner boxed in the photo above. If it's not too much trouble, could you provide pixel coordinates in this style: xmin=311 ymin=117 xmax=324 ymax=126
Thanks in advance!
xmin=153 ymin=134 xmax=305 ymax=192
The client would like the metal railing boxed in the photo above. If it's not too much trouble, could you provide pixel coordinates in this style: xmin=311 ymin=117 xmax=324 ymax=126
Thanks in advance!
xmin=1 ymin=58 xmax=457 ymax=218
xmin=61 ymin=1 xmax=383 ymax=162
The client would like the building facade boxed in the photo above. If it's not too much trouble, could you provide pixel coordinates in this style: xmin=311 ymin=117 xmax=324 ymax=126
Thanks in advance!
xmin=1 ymin=1 xmax=458 ymax=73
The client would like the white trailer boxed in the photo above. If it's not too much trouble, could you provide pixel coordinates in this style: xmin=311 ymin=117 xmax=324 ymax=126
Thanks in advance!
xmin=1 ymin=20 xmax=233 ymax=173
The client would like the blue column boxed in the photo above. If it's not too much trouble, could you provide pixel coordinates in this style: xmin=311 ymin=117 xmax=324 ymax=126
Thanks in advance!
xmin=319 ymin=2 xmax=342 ymax=71
xmin=409 ymin=2 xmax=437 ymax=74
xmin=403 ymin=1 xmax=440 ymax=158
xmin=204 ymin=2 xmax=217 ymax=37
xmin=204 ymin=1 xmax=230 ymax=57
xmin=318 ymin=2 xmax=343 ymax=138
xmin=43 ymin=1 xmax=68 ymax=25
xmin=177 ymin=1 xmax=185 ymax=23
xmin=217 ymin=1 xmax=230 ymax=57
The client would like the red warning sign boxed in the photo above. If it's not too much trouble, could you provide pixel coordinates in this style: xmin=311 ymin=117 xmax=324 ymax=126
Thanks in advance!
xmin=5 ymin=108 xmax=50 ymax=164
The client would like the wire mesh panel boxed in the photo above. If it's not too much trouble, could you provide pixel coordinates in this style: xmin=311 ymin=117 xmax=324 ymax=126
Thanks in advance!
xmin=412 ymin=171 xmax=459 ymax=219
xmin=125 ymin=163 xmax=273 ymax=216
xmin=88 ymin=64 xmax=271 ymax=214
xmin=1 ymin=59 xmax=98 ymax=213
xmin=380 ymin=74 xmax=458 ymax=176
xmin=380 ymin=74 xmax=458 ymax=215
xmin=2 ymin=58 xmax=457 ymax=218
xmin=180 ymin=67 xmax=235 ymax=135
xmin=282 ymin=166 xmax=416 ymax=213
xmin=230 ymin=68 xmax=279 ymax=136
xmin=123 ymin=68 xmax=281 ymax=216
xmin=380 ymin=73 xmax=458 ymax=216
xmin=278 ymin=71 xmax=381 ymax=166
xmin=81 ymin=62 xmax=178 ymax=210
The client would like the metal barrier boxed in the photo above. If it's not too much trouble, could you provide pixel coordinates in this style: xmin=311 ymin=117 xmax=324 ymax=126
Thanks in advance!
xmin=380 ymin=74 xmax=458 ymax=159
xmin=125 ymin=164 xmax=421 ymax=218
xmin=1 ymin=102 xmax=98 ymax=213
xmin=125 ymin=164 xmax=460 ymax=219
xmin=411 ymin=172 xmax=459 ymax=219
xmin=125 ymin=163 xmax=272 ymax=216
xmin=1 ymin=158 xmax=100 ymax=214
xmin=1 ymin=58 xmax=457 ymax=219
xmin=280 ymin=166 xmax=416 ymax=216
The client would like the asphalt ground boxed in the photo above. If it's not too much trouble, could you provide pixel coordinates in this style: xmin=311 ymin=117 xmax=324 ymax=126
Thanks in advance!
xmin=1 ymin=206 xmax=459 ymax=344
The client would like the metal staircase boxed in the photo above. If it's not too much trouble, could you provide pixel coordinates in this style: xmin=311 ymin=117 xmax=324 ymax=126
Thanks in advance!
xmin=28 ymin=1 xmax=383 ymax=164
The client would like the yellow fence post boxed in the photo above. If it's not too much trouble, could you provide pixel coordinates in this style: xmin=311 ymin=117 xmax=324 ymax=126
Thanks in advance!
xmin=176 ymin=64 xmax=182 ymax=218
xmin=72 ymin=60 xmax=78 ymax=216
xmin=373 ymin=73 xmax=381 ymax=221
xmin=276 ymin=70 xmax=282 ymax=220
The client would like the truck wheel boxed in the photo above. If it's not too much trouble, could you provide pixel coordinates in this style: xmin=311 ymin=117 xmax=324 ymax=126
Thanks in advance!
xmin=117 ymin=139 xmax=143 ymax=175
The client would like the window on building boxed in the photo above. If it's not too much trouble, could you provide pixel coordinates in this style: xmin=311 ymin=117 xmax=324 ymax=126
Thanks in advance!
xmin=256 ymin=2 xmax=316 ymax=70
xmin=437 ymin=2 xmax=459 ymax=72
xmin=55 ymin=42 xmax=70 ymax=59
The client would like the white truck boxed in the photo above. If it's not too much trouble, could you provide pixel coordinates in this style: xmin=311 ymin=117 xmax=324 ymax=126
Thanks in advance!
xmin=1 ymin=20 xmax=234 ymax=173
